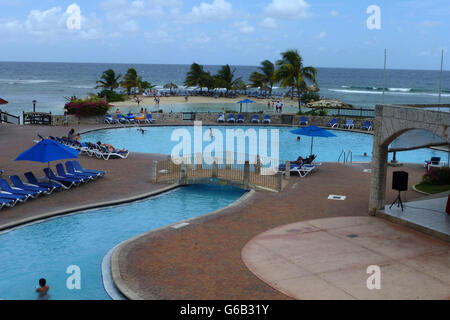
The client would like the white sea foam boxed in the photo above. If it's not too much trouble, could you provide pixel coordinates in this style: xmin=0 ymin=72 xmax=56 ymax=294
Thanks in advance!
xmin=329 ymin=89 xmax=383 ymax=95
xmin=0 ymin=79 xmax=59 ymax=85
xmin=388 ymin=87 xmax=411 ymax=92
xmin=329 ymin=88 xmax=450 ymax=97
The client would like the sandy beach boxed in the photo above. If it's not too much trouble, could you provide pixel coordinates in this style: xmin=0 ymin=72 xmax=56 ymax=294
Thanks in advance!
xmin=113 ymin=95 xmax=293 ymax=108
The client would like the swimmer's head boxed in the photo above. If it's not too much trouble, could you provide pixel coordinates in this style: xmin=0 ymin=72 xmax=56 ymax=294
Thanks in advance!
xmin=39 ymin=278 xmax=46 ymax=287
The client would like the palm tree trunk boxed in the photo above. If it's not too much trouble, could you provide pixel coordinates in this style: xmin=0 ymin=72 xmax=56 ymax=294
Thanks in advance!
xmin=297 ymin=87 xmax=302 ymax=113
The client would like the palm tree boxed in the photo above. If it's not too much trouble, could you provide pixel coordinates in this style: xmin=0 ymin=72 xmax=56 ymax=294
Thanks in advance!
xmin=214 ymin=64 xmax=242 ymax=93
xmin=121 ymin=68 xmax=142 ymax=95
xmin=249 ymin=60 xmax=275 ymax=94
xmin=184 ymin=63 xmax=210 ymax=92
xmin=275 ymin=50 xmax=317 ymax=112
xmin=95 ymin=69 xmax=122 ymax=91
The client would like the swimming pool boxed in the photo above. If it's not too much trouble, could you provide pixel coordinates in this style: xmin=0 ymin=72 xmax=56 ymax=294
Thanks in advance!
xmin=0 ymin=184 xmax=246 ymax=300
xmin=82 ymin=125 xmax=448 ymax=164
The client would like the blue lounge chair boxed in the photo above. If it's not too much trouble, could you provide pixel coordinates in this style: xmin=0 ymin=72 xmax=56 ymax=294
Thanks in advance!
xmin=263 ymin=115 xmax=271 ymax=124
xmin=0 ymin=197 xmax=17 ymax=209
xmin=64 ymin=162 xmax=99 ymax=180
xmin=43 ymin=168 xmax=81 ymax=188
xmin=116 ymin=114 xmax=129 ymax=124
xmin=237 ymin=114 xmax=244 ymax=123
xmin=217 ymin=114 xmax=225 ymax=123
xmin=145 ymin=114 xmax=156 ymax=123
xmin=227 ymin=114 xmax=236 ymax=123
xmin=251 ymin=115 xmax=260 ymax=123
xmin=126 ymin=113 xmax=136 ymax=123
xmin=361 ymin=121 xmax=372 ymax=131
xmin=0 ymin=192 xmax=27 ymax=202
xmin=327 ymin=118 xmax=338 ymax=128
xmin=24 ymin=172 xmax=64 ymax=191
xmin=56 ymin=164 xmax=90 ymax=182
xmin=342 ymin=119 xmax=354 ymax=129
xmin=299 ymin=116 xmax=308 ymax=125
xmin=9 ymin=175 xmax=51 ymax=194
xmin=70 ymin=160 xmax=106 ymax=176
xmin=0 ymin=178 xmax=37 ymax=198
xmin=104 ymin=114 xmax=118 ymax=124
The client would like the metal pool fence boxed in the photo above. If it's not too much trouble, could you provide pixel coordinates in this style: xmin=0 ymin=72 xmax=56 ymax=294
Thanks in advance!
xmin=153 ymin=153 xmax=283 ymax=191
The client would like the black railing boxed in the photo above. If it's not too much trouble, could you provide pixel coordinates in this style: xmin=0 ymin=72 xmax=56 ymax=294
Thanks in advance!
xmin=0 ymin=110 xmax=20 ymax=124
xmin=308 ymin=107 xmax=375 ymax=118
xmin=23 ymin=112 xmax=52 ymax=125
xmin=182 ymin=112 xmax=196 ymax=121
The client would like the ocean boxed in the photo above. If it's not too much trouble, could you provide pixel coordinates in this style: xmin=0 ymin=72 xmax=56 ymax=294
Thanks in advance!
xmin=0 ymin=61 xmax=449 ymax=116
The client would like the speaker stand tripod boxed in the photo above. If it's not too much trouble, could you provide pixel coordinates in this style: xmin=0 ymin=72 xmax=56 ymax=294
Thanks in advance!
xmin=389 ymin=191 xmax=404 ymax=211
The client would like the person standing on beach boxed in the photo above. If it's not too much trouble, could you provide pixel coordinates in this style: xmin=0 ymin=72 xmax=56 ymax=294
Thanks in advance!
xmin=63 ymin=109 xmax=68 ymax=126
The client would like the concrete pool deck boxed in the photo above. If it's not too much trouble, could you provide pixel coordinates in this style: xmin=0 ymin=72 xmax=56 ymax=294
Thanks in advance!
xmin=242 ymin=217 xmax=450 ymax=300
xmin=0 ymin=123 xmax=447 ymax=300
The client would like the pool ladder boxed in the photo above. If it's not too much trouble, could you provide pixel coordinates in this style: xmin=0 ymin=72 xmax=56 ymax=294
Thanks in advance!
xmin=338 ymin=149 xmax=353 ymax=163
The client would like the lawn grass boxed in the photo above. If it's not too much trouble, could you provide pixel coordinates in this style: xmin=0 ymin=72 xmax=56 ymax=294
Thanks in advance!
xmin=415 ymin=183 xmax=450 ymax=195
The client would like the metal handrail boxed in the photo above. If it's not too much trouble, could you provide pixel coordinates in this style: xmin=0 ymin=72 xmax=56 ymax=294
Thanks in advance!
xmin=338 ymin=150 xmax=345 ymax=163
xmin=346 ymin=150 xmax=353 ymax=163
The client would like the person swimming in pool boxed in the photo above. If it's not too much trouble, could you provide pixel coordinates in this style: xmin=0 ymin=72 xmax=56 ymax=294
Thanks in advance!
xmin=36 ymin=278 xmax=50 ymax=300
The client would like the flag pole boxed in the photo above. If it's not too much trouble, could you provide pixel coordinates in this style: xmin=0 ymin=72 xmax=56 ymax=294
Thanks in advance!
xmin=382 ymin=48 xmax=387 ymax=104
xmin=438 ymin=49 xmax=444 ymax=110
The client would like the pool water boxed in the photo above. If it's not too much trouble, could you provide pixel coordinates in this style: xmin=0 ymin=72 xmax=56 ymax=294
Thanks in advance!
xmin=0 ymin=184 xmax=246 ymax=300
xmin=83 ymin=126 xmax=448 ymax=164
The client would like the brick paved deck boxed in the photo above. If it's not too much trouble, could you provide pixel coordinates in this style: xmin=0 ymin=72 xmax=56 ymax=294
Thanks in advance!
xmin=0 ymin=123 xmax=441 ymax=300
xmin=0 ymin=124 xmax=171 ymax=230
xmin=112 ymin=162 xmax=431 ymax=300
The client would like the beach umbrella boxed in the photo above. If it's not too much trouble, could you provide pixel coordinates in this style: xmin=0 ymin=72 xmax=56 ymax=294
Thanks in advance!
xmin=16 ymin=139 xmax=79 ymax=179
xmin=237 ymin=98 xmax=255 ymax=113
xmin=0 ymin=98 xmax=8 ymax=105
xmin=164 ymin=82 xmax=178 ymax=90
xmin=290 ymin=125 xmax=336 ymax=155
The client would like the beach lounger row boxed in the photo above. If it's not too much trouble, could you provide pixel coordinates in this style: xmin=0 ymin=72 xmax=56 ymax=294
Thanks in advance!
xmin=217 ymin=114 xmax=272 ymax=124
xmin=326 ymin=119 xmax=372 ymax=131
xmin=105 ymin=113 xmax=156 ymax=125
xmin=49 ymin=137 xmax=130 ymax=160
xmin=0 ymin=161 xmax=105 ymax=210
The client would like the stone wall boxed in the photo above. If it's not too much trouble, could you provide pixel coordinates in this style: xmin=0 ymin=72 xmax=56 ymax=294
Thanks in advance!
xmin=50 ymin=112 xmax=374 ymax=130
xmin=369 ymin=104 xmax=450 ymax=216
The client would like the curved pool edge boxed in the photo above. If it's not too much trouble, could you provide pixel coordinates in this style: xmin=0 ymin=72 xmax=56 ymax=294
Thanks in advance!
xmin=0 ymin=183 xmax=180 ymax=232
xmin=110 ymin=189 xmax=257 ymax=300
xmin=102 ymin=245 xmax=127 ymax=300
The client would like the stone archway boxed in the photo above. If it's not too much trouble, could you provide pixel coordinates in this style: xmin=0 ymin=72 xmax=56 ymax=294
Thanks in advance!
xmin=368 ymin=105 xmax=450 ymax=215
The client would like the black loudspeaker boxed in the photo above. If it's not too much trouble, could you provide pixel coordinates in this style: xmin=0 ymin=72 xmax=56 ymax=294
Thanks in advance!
xmin=392 ymin=171 xmax=408 ymax=191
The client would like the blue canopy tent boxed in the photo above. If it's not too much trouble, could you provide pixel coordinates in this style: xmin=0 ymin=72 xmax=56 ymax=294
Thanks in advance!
xmin=237 ymin=98 xmax=255 ymax=113
xmin=290 ymin=125 xmax=336 ymax=155
xmin=16 ymin=139 xmax=79 ymax=180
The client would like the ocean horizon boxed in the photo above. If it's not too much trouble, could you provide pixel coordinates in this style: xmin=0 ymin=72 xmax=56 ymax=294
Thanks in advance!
xmin=0 ymin=61 xmax=449 ymax=116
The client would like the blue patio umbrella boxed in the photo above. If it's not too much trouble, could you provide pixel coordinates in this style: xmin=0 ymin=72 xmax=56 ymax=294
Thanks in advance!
xmin=16 ymin=139 xmax=79 ymax=179
xmin=290 ymin=125 xmax=336 ymax=155
xmin=237 ymin=98 xmax=255 ymax=113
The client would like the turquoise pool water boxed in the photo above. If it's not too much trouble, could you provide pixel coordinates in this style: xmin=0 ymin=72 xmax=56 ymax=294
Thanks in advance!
xmin=82 ymin=125 xmax=448 ymax=164
xmin=0 ymin=184 xmax=246 ymax=300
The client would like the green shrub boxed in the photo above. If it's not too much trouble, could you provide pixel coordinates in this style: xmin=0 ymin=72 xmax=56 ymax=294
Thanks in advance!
xmin=301 ymin=91 xmax=320 ymax=103
xmin=65 ymin=96 xmax=111 ymax=117
xmin=97 ymin=89 xmax=125 ymax=102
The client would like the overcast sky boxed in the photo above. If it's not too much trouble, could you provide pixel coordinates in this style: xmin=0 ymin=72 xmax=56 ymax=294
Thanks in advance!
xmin=0 ymin=0 xmax=448 ymax=70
